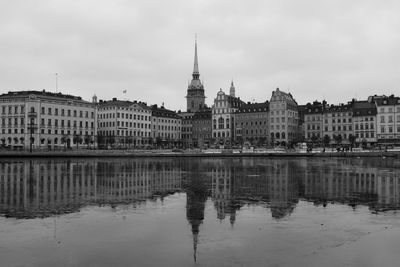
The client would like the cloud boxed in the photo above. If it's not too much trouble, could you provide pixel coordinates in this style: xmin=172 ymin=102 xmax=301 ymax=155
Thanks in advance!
xmin=1 ymin=0 xmax=400 ymax=109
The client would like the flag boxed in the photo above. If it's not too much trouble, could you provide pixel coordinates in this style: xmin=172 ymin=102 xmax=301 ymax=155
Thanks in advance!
xmin=123 ymin=90 xmax=127 ymax=94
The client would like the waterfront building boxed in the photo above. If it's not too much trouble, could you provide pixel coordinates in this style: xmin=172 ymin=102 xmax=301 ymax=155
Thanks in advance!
xmin=374 ymin=95 xmax=400 ymax=146
xmin=211 ymin=84 xmax=244 ymax=147
xmin=234 ymin=101 xmax=269 ymax=147
xmin=150 ymin=104 xmax=182 ymax=148
xmin=269 ymin=88 xmax=300 ymax=145
xmin=97 ymin=98 xmax=152 ymax=148
xmin=352 ymin=100 xmax=377 ymax=147
xmin=303 ymin=101 xmax=326 ymax=143
xmin=322 ymin=103 xmax=354 ymax=146
xmin=192 ymin=108 xmax=212 ymax=149
xmin=0 ymin=90 xmax=97 ymax=150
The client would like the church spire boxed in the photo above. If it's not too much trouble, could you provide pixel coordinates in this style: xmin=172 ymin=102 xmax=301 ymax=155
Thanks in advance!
xmin=193 ymin=37 xmax=200 ymax=79
xmin=230 ymin=80 xmax=235 ymax=97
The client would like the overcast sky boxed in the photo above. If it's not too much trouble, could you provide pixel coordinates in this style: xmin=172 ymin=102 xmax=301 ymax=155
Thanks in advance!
xmin=1 ymin=0 xmax=400 ymax=111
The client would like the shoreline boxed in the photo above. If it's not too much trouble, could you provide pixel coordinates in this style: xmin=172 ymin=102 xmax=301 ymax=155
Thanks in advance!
xmin=0 ymin=150 xmax=398 ymax=158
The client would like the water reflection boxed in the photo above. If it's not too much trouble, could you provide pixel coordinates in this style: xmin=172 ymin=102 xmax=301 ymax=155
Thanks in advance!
xmin=1 ymin=158 xmax=400 ymax=221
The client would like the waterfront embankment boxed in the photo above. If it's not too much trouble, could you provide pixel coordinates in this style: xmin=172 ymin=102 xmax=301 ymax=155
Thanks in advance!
xmin=0 ymin=149 xmax=398 ymax=158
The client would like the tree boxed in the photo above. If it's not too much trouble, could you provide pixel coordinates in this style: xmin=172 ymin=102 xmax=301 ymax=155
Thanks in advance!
xmin=323 ymin=135 xmax=331 ymax=148
xmin=156 ymin=136 xmax=162 ymax=148
xmin=73 ymin=134 xmax=83 ymax=149
xmin=61 ymin=135 xmax=67 ymax=148
xmin=311 ymin=135 xmax=319 ymax=146
xmin=84 ymin=134 xmax=91 ymax=148
xmin=361 ymin=138 xmax=368 ymax=149
xmin=348 ymin=134 xmax=356 ymax=151
xmin=334 ymin=134 xmax=342 ymax=145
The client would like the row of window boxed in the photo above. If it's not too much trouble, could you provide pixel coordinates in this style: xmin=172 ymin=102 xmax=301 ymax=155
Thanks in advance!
xmin=39 ymin=107 xmax=94 ymax=118
xmin=1 ymin=105 xmax=24 ymax=114
xmin=379 ymin=126 xmax=400 ymax=133
xmin=379 ymin=115 xmax=400 ymax=123
xmin=99 ymin=112 xmax=149 ymax=121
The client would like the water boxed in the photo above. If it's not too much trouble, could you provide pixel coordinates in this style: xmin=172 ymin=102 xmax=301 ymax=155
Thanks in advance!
xmin=1 ymin=157 xmax=400 ymax=267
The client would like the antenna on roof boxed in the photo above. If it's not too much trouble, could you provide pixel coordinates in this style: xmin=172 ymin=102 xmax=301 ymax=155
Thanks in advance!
xmin=55 ymin=73 xmax=58 ymax=93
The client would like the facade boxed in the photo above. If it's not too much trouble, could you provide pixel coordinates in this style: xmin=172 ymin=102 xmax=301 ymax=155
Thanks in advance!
xmin=211 ymin=86 xmax=244 ymax=147
xmin=269 ymin=88 xmax=300 ymax=145
xmin=375 ymin=95 xmax=400 ymax=145
xmin=180 ymin=112 xmax=194 ymax=148
xmin=303 ymin=101 xmax=325 ymax=142
xmin=151 ymin=105 xmax=182 ymax=147
xmin=322 ymin=103 xmax=354 ymax=145
xmin=186 ymin=39 xmax=206 ymax=113
xmin=234 ymin=101 xmax=269 ymax=147
xmin=97 ymin=98 xmax=152 ymax=148
xmin=0 ymin=90 xmax=97 ymax=150
xmin=192 ymin=108 xmax=212 ymax=149
xmin=352 ymin=100 xmax=377 ymax=147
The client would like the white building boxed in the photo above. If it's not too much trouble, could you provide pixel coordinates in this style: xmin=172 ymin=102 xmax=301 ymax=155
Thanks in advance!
xmin=0 ymin=90 xmax=97 ymax=150
xmin=374 ymin=95 xmax=400 ymax=146
xmin=97 ymin=98 xmax=152 ymax=148
xmin=211 ymin=84 xmax=244 ymax=147
xmin=269 ymin=88 xmax=300 ymax=145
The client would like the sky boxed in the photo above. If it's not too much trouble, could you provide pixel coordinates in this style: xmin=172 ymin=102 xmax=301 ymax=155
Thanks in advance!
xmin=1 ymin=0 xmax=400 ymax=111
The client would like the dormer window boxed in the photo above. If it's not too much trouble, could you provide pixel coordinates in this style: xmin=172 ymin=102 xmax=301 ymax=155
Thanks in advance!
xmin=383 ymin=100 xmax=387 ymax=104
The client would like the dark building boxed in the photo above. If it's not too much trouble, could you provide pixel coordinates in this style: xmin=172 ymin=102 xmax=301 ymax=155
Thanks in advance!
xmin=150 ymin=104 xmax=182 ymax=148
xmin=234 ymin=101 xmax=270 ymax=147
xmin=192 ymin=108 xmax=212 ymax=148
xmin=352 ymin=100 xmax=377 ymax=147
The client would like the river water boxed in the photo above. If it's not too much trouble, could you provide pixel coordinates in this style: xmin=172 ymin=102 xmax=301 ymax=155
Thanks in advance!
xmin=1 ymin=157 xmax=400 ymax=267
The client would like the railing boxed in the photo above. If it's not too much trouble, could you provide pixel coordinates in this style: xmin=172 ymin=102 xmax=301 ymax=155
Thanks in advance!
xmin=28 ymin=112 xmax=37 ymax=117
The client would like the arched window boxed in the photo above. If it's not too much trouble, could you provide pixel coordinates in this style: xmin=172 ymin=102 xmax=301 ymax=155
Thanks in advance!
xmin=282 ymin=132 xmax=286 ymax=139
xmin=191 ymin=100 xmax=194 ymax=108
xmin=213 ymin=119 xmax=217 ymax=129
xmin=226 ymin=118 xmax=230 ymax=129
xmin=276 ymin=132 xmax=280 ymax=139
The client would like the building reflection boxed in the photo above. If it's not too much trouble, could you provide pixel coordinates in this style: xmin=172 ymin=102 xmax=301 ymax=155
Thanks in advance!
xmin=0 ymin=158 xmax=399 ymax=221
xmin=303 ymin=159 xmax=400 ymax=212
xmin=0 ymin=159 xmax=183 ymax=218
xmin=184 ymin=159 xmax=211 ymax=262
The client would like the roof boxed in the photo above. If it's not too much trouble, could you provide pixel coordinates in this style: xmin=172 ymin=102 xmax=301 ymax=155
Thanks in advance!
xmin=324 ymin=103 xmax=353 ymax=113
xmin=352 ymin=101 xmax=377 ymax=117
xmin=151 ymin=105 xmax=180 ymax=118
xmin=0 ymin=90 xmax=86 ymax=102
xmin=304 ymin=101 xmax=325 ymax=115
xmin=236 ymin=102 xmax=269 ymax=113
xmin=374 ymin=95 xmax=400 ymax=106
xmin=98 ymin=99 xmax=150 ymax=110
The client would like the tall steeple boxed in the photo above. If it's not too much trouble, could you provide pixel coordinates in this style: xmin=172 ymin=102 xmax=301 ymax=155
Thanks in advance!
xmin=193 ymin=37 xmax=199 ymax=79
xmin=186 ymin=36 xmax=205 ymax=112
